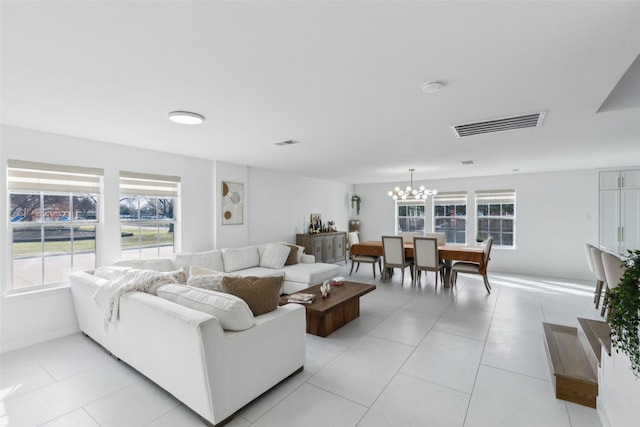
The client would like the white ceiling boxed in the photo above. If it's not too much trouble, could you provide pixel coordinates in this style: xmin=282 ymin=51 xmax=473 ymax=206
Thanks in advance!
xmin=2 ymin=1 xmax=640 ymax=184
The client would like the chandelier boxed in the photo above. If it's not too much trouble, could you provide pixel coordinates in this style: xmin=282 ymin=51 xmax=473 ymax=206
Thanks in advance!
xmin=387 ymin=169 xmax=437 ymax=200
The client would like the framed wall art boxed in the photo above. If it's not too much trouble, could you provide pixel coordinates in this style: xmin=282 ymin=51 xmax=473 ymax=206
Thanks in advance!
xmin=222 ymin=181 xmax=244 ymax=225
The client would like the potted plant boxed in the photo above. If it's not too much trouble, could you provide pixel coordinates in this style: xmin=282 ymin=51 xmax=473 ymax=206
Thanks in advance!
xmin=475 ymin=236 xmax=484 ymax=245
xmin=607 ymin=249 xmax=640 ymax=377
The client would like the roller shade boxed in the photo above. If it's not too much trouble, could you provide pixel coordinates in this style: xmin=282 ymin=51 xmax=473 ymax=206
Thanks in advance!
xmin=8 ymin=160 xmax=103 ymax=193
xmin=475 ymin=190 xmax=516 ymax=204
xmin=119 ymin=171 xmax=180 ymax=197
xmin=433 ymin=191 xmax=467 ymax=204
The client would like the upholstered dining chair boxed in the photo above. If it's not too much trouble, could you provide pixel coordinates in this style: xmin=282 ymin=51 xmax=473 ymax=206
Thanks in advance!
xmin=424 ymin=232 xmax=446 ymax=246
xmin=590 ymin=245 xmax=608 ymax=310
xmin=412 ymin=237 xmax=445 ymax=287
xmin=347 ymin=231 xmax=382 ymax=278
xmin=585 ymin=243 xmax=605 ymax=308
xmin=600 ymin=251 xmax=625 ymax=319
xmin=401 ymin=231 xmax=421 ymax=244
xmin=382 ymin=235 xmax=413 ymax=284
xmin=451 ymin=236 xmax=493 ymax=293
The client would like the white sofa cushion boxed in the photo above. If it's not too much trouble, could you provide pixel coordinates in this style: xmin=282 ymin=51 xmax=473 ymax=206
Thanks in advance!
xmin=282 ymin=262 xmax=341 ymax=285
xmin=156 ymin=284 xmax=255 ymax=331
xmin=259 ymin=243 xmax=291 ymax=269
xmin=112 ymin=258 xmax=175 ymax=272
xmin=230 ymin=267 xmax=285 ymax=278
xmin=94 ymin=265 xmax=133 ymax=279
xmin=174 ymin=249 xmax=224 ymax=272
xmin=222 ymin=247 xmax=260 ymax=272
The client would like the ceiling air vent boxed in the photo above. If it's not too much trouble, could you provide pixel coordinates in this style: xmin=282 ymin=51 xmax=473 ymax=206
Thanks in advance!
xmin=451 ymin=112 xmax=545 ymax=138
xmin=274 ymin=139 xmax=301 ymax=146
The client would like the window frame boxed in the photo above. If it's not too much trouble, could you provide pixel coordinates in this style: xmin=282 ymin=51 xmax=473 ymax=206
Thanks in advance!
xmin=395 ymin=199 xmax=426 ymax=234
xmin=432 ymin=192 xmax=468 ymax=244
xmin=475 ymin=189 xmax=516 ymax=248
xmin=119 ymin=171 xmax=180 ymax=259
xmin=7 ymin=160 xmax=102 ymax=293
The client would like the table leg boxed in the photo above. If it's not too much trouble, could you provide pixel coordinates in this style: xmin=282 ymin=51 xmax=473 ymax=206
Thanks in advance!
xmin=443 ymin=260 xmax=452 ymax=288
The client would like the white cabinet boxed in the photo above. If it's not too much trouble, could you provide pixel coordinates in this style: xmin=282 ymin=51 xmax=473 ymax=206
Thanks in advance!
xmin=599 ymin=169 xmax=640 ymax=254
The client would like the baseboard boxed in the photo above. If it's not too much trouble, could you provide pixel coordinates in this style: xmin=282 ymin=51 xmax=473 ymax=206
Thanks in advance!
xmin=0 ymin=325 xmax=80 ymax=353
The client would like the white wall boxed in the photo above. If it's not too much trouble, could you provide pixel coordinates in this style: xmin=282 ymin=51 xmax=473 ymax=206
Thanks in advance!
xmin=247 ymin=168 xmax=351 ymax=245
xmin=354 ymin=170 xmax=599 ymax=280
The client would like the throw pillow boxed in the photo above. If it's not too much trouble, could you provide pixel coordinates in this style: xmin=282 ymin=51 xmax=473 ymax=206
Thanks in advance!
xmin=156 ymin=284 xmax=255 ymax=331
xmin=187 ymin=265 xmax=235 ymax=292
xmin=222 ymin=275 xmax=283 ymax=316
xmin=284 ymin=244 xmax=299 ymax=266
xmin=259 ymin=243 xmax=291 ymax=269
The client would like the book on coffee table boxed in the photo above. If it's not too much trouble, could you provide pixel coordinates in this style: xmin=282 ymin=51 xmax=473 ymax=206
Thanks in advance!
xmin=287 ymin=292 xmax=316 ymax=304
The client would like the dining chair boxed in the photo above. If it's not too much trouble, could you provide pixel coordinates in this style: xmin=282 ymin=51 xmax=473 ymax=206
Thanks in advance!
xmin=424 ymin=232 xmax=446 ymax=246
xmin=401 ymin=231 xmax=421 ymax=244
xmin=600 ymin=251 xmax=625 ymax=319
xmin=585 ymin=243 xmax=604 ymax=308
xmin=382 ymin=235 xmax=413 ymax=284
xmin=451 ymin=236 xmax=493 ymax=293
xmin=347 ymin=231 xmax=382 ymax=278
xmin=412 ymin=237 xmax=445 ymax=287
xmin=590 ymin=245 xmax=608 ymax=310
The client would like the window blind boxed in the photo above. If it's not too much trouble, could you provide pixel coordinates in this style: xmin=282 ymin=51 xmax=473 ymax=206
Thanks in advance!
xmin=7 ymin=160 xmax=103 ymax=193
xmin=433 ymin=191 xmax=467 ymax=204
xmin=475 ymin=190 xmax=516 ymax=204
xmin=119 ymin=171 xmax=180 ymax=197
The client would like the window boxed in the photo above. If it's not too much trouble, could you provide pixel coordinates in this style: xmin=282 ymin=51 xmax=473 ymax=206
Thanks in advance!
xmin=476 ymin=190 xmax=516 ymax=247
xmin=396 ymin=200 xmax=425 ymax=233
xmin=433 ymin=192 xmax=467 ymax=244
xmin=7 ymin=160 xmax=102 ymax=292
xmin=119 ymin=171 xmax=180 ymax=259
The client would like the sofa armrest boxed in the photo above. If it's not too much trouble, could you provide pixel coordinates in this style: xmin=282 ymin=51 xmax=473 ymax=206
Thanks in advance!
xmin=300 ymin=254 xmax=315 ymax=263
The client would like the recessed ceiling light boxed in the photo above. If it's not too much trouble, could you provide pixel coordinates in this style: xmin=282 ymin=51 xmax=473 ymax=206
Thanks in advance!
xmin=168 ymin=111 xmax=205 ymax=125
xmin=422 ymin=81 xmax=445 ymax=93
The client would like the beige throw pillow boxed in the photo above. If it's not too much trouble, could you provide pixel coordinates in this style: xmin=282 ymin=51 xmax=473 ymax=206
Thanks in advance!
xmin=221 ymin=276 xmax=283 ymax=316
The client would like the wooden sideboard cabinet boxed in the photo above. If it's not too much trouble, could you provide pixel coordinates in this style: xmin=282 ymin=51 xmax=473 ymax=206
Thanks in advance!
xmin=296 ymin=232 xmax=346 ymax=264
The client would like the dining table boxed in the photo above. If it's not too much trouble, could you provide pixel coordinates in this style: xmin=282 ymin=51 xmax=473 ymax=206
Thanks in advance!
xmin=350 ymin=240 xmax=486 ymax=288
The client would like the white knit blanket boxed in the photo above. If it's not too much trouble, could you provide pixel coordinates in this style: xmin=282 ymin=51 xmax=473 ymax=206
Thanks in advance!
xmin=93 ymin=269 xmax=185 ymax=329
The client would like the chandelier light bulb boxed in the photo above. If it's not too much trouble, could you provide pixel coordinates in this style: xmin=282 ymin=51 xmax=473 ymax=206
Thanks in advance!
xmin=387 ymin=169 xmax=437 ymax=201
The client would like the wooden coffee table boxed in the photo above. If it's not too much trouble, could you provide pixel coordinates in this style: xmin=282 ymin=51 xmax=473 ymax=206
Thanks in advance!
xmin=282 ymin=281 xmax=376 ymax=337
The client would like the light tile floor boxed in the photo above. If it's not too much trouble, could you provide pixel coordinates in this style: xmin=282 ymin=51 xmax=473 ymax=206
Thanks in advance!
xmin=1 ymin=265 xmax=604 ymax=427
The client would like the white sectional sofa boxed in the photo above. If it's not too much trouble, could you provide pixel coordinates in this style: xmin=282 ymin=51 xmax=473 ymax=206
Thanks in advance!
xmin=68 ymin=241 xmax=341 ymax=426
xmin=172 ymin=241 xmax=341 ymax=294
